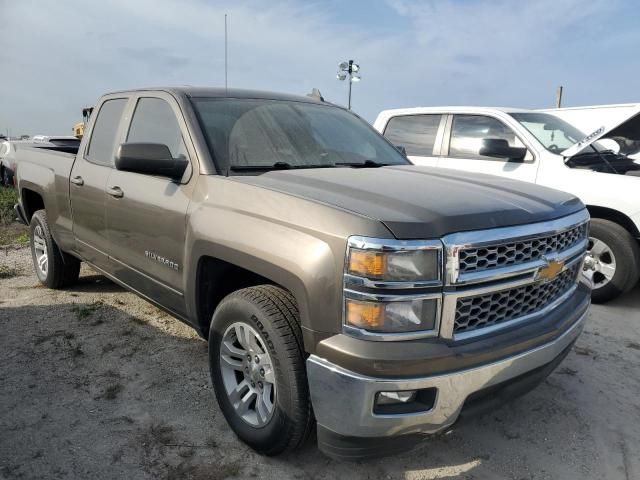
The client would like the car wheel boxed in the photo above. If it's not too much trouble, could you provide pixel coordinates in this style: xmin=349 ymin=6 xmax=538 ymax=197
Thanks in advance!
xmin=208 ymin=285 xmax=313 ymax=455
xmin=1 ymin=167 xmax=8 ymax=187
xmin=30 ymin=209 xmax=81 ymax=289
xmin=583 ymin=218 xmax=640 ymax=303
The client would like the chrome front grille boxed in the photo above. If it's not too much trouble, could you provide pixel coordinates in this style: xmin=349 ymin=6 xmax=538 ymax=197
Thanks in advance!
xmin=440 ymin=210 xmax=590 ymax=341
xmin=454 ymin=262 xmax=580 ymax=334
xmin=458 ymin=223 xmax=587 ymax=275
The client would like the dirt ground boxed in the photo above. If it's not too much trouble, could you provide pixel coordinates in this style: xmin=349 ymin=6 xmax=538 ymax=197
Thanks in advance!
xmin=1 ymin=245 xmax=639 ymax=480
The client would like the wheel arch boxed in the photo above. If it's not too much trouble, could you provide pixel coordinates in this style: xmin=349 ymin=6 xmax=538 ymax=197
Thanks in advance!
xmin=20 ymin=187 xmax=45 ymax=222
xmin=586 ymin=205 xmax=640 ymax=237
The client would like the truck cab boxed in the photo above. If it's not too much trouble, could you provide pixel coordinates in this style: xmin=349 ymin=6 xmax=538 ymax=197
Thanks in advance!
xmin=375 ymin=106 xmax=640 ymax=302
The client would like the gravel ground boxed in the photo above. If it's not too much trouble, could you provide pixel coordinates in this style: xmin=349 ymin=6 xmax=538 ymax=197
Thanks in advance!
xmin=1 ymin=245 xmax=639 ymax=480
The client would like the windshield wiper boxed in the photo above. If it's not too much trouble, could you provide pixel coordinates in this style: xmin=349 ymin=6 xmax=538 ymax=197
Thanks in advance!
xmin=336 ymin=160 xmax=391 ymax=168
xmin=228 ymin=162 xmax=336 ymax=172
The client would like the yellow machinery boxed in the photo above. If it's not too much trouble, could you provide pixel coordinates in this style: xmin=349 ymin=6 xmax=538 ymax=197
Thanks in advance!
xmin=72 ymin=107 xmax=94 ymax=139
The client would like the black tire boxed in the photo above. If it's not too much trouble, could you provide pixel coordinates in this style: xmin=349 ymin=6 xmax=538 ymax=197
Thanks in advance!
xmin=30 ymin=209 xmax=81 ymax=289
xmin=208 ymin=285 xmax=313 ymax=455
xmin=1 ymin=167 xmax=9 ymax=187
xmin=588 ymin=218 xmax=640 ymax=303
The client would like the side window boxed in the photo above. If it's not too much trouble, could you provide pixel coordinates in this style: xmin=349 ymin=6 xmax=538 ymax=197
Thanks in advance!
xmin=86 ymin=98 xmax=128 ymax=166
xmin=383 ymin=115 xmax=442 ymax=156
xmin=449 ymin=115 xmax=527 ymax=160
xmin=127 ymin=98 xmax=188 ymax=160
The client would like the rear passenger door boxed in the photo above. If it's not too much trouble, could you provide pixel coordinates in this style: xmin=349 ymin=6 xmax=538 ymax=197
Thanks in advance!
xmin=105 ymin=93 xmax=194 ymax=316
xmin=440 ymin=114 xmax=538 ymax=182
xmin=382 ymin=114 xmax=445 ymax=167
xmin=70 ymin=97 xmax=128 ymax=271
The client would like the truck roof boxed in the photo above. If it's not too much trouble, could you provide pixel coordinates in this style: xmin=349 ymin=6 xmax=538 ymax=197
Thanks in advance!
xmin=377 ymin=106 xmax=534 ymax=117
xmin=103 ymin=86 xmax=323 ymax=105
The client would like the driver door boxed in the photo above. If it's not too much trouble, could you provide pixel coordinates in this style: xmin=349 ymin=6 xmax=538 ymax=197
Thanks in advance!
xmin=105 ymin=93 xmax=195 ymax=316
xmin=440 ymin=114 xmax=539 ymax=182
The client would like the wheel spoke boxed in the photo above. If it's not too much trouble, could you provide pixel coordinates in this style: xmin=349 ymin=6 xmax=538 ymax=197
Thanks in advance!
xmin=38 ymin=254 xmax=48 ymax=271
xmin=234 ymin=324 xmax=250 ymax=350
xmin=599 ymin=263 xmax=616 ymax=280
xmin=221 ymin=335 xmax=248 ymax=371
xmin=236 ymin=389 xmax=256 ymax=416
xmin=228 ymin=379 xmax=249 ymax=403
xmin=589 ymin=239 xmax=608 ymax=257
xmin=255 ymin=390 xmax=270 ymax=425
xmin=33 ymin=236 xmax=45 ymax=251
xmin=248 ymin=331 xmax=262 ymax=354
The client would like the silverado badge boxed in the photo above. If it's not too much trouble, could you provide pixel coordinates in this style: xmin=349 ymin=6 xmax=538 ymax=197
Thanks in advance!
xmin=536 ymin=258 xmax=564 ymax=283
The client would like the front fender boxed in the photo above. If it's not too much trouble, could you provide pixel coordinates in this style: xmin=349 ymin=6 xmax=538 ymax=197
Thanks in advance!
xmin=184 ymin=206 xmax=343 ymax=342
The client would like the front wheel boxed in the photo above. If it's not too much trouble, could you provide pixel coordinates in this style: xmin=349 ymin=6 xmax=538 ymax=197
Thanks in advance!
xmin=208 ymin=285 xmax=313 ymax=455
xmin=583 ymin=218 xmax=640 ymax=303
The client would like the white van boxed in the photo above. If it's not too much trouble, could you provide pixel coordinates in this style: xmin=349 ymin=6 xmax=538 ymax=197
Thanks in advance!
xmin=374 ymin=106 xmax=640 ymax=302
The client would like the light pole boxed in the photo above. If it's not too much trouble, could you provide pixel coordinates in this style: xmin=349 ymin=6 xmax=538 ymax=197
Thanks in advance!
xmin=337 ymin=60 xmax=361 ymax=110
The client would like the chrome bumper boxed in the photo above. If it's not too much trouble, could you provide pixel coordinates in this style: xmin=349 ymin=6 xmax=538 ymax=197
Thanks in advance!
xmin=307 ymin=304 xmax=588 ymax=439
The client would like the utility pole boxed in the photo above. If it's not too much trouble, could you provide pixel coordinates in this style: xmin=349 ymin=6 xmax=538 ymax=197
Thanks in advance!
xmin=556 ymin=86 xmax=564 ymax=108
xmin=224 ymin=14 xmax=228 ymax=92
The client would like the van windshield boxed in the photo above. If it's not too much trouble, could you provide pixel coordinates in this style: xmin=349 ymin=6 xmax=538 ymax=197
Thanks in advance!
xmin=510 ymin=112 xmax=602 ymax=155
xmin=192 ymin=98 xmax=409 ymax=174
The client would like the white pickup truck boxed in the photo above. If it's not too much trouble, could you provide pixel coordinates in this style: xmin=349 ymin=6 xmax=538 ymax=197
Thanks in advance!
xmin=374 ymin=106 xmax=640 ymax=302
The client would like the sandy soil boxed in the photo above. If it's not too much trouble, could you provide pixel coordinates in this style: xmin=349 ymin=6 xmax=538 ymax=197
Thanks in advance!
xmin=1 ymin=245 xmax=639 ymax=480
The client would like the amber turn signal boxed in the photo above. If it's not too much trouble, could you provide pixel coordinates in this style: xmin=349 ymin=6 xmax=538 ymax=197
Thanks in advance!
xmin=348 ymin=249 xmax=386 ymax=278
xmin=345 ymin=299 xmax=384 ymax=329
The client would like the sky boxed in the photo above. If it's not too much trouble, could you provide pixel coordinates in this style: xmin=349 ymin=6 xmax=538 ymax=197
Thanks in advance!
xmin=1 ymin=0 xmax=639 ymax=135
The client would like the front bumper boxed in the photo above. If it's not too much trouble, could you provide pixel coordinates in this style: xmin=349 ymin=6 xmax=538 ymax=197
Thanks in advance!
xmin=307 ymin=301 xmax=587 ymax=454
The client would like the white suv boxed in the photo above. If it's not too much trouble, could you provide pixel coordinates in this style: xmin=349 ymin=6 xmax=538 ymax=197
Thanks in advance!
xmin=374 ymin=106 xmax=640 ymax=302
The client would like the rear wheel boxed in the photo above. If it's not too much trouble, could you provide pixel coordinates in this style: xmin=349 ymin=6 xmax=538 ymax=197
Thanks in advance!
xmin=208 ymin=285 xmax=313 ymax=455
xmin=30 ymin=210 xmax=80 ymax=289
xmin=583 ymin=218 xmax=640 ymax=303
xmin=1 ymin=167 xmax=9 ymax=187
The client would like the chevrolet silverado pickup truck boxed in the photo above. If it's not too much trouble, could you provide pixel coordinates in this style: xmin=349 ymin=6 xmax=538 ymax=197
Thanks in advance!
xmin=14 ymin=87 xmax=591 ymax=460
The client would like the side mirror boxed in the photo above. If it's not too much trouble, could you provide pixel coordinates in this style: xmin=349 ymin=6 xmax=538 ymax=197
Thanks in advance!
xmin=115 ymin=143 xmax=188 ymax=180
xmin=395 ymin=145 xmax=407 ymax=156
xmin=479 ymin=138 xmax=527 ymax=162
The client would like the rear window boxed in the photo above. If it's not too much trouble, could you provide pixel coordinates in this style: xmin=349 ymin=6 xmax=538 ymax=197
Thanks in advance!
xmin=86 ymin=98 xmax=128 ymax=166
xmin=383 ymin=115 xmax=442 ymax=156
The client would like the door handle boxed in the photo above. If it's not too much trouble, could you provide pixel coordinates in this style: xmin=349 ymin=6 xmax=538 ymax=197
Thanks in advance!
xmin=107 ymin=186 xmax=124 ymax=198
xmin=70 ymin=176 xmax=84 ymax=186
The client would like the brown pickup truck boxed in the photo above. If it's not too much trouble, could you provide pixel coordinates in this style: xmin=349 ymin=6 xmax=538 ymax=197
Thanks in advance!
xmin=14 ymin=87 xmax=592 ymax=460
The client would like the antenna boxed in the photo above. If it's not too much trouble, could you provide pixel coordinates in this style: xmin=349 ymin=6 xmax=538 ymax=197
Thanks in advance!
xmin=224 ymin=14 xmax=228 ymax=93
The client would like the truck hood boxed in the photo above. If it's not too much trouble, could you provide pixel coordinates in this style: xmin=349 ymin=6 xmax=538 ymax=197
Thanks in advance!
xmin=233 ymin=166 xmax=584 ymax=239
xmin=562 ymin=107 xmax=640 ymax=158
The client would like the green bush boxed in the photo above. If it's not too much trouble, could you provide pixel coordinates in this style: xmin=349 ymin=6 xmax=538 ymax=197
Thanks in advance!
xmin=0 ymin=186 xmax=18 ymax=225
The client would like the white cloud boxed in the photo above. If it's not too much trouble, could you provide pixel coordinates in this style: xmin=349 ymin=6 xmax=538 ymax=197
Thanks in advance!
xmin=0 ymin=0 xmax=637 ymax=135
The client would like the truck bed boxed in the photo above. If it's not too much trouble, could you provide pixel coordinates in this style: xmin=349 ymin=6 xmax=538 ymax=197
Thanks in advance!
xmin=15 ymin=144 xmax=77 ymax=250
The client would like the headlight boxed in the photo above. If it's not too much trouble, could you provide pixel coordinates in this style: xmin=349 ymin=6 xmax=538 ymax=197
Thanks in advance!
xmin=345 ymin=296 xmax=439 ymax=333
xmin=343 ymin=237 xmax=443 ymax=338
xmin=346 ymin=238 xmax=442 ymax=284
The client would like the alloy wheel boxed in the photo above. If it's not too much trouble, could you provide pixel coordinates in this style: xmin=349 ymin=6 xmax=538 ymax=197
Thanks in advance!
xmin=219 ymin=322 xmax=276 ymax=427
xmin=583 ymin=237 xmax=616 ymax=289
xmin=33 ymin=225 xmax=48 ymax=277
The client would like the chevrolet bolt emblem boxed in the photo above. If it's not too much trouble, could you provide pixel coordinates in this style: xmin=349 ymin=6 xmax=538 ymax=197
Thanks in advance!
xmin=536 ymin=258 xmax=564 ymax=282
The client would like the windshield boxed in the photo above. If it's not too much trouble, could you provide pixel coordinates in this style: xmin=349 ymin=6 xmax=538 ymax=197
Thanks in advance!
xmin=192 ymin=98 xmax=409 ymax=173
xmin=510 ymin=112 xmax=604 ymax=155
